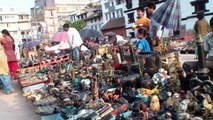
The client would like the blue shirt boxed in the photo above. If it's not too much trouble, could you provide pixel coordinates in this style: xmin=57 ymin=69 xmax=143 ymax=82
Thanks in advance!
xmin=136 ymin=39 xmax=151 ymax=52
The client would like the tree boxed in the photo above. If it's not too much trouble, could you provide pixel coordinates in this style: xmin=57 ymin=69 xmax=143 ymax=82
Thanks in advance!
xmin=65 ymin=20 xmax=86 ymax=31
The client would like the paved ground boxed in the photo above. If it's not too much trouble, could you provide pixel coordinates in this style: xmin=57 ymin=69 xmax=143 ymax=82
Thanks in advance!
xmin=0 ymin=54 xmax=196 ymax=120
xmin=0 ymin=80 xmax=40 ymax=120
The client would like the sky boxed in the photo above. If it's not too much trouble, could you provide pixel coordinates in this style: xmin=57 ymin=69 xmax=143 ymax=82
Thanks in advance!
xmin=0 ymin=0 xmax=34 ymax=13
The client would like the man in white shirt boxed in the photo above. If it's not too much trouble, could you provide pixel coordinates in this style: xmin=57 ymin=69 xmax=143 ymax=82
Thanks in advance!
xmin=63 ymin=23 xmax=83 ymax=62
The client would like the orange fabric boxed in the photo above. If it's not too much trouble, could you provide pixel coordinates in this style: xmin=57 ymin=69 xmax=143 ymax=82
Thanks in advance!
xmin=135 ymin=17 xmax=150 ymax=33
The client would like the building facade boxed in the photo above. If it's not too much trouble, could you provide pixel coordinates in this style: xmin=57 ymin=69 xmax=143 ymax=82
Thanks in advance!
xmin=0 ymin=6 xmax=31 ymax=45
xmin=101 ymin=0 xmax=124 ymax=24
xmin=83 ymin=8 xmax=103 ymax=31
xmin=31 ymin=6 xmax=58 ymax=40
xmin=32 ymin=0 xmax=97 ymax=40
xmin=100 ymin=0 xmax=126 ymax=36
xmin=76 ymin=2 xmax=103 ymax=31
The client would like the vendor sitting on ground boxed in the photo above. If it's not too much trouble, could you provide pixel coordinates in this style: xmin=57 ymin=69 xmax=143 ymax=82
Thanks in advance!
xmin=135 ymin=28 xmax=151 ymax=54
xmin=180 ymin=17 xmax=213 ymax=90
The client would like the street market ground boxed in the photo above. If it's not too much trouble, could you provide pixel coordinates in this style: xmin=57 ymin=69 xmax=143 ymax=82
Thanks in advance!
xmin=0 ymin=54 xmax=195 ymax=120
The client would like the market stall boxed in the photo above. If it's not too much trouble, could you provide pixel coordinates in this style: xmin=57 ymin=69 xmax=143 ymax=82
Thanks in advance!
xmin=16 ymin=38 xmax=213 ymax=120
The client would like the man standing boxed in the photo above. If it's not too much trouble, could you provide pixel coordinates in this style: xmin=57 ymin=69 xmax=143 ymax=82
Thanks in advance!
xmin=63 ymin=23 xmax=83 ymax=62
xmin=147 ymin=2 xmax=162 ymax=49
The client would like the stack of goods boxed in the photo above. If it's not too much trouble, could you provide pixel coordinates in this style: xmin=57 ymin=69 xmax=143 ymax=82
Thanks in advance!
xmin=19 ymin=42 xmax=212 ymax=120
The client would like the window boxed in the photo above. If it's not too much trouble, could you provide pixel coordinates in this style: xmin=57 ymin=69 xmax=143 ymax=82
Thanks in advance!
xmin=129 ymin=32 xmax=135 ymax=38
xmin=111 ymin=2 xmax=114 ymax=6
xmin=116 ymin=0 xmax=122 ymax=5
xmin=109 ymin=13 xmax=111 ymax=19
xmin=105 ymin=13 xmax=108 ymax=20
xmin=112 ymin=12 xmax=115 ymax=18
xmin=116 ymin=10 xmax=120 ymax=18
xmin=19 ymin=16 xmax=24 ymax=20
xmin=94 ymin=18 xmax=96 ymax=22
xmin=125 ymin=0 xmax=132 ymax=9
xmin=10 ymin=8 xmax=14 ymax=12
xmin=95 ymin=25 xmax=97 ymax=30
xmin=0 ymin=8 xmax=2 ymax=12
xmin=0 ymin=16 xmax=2 ymax=21
xmin=127 ymin=12 xmax=134 ymax=23
xmin=91 ymin=19 xmax=93 ymax=23
xmin=120 ymin=10 xmax=123 ymax=17
xmin=50 ymin=11 xmax=53 ymax=16
xmin=104 ymin=2 xmax=110 ymax=9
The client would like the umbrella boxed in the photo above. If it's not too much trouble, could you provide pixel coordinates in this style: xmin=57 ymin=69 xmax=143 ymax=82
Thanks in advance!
xmin=152 ymin=0 xmax=181 ymax=30
xmin=23 ymin=40 xmax=41 ymax=49
xmin=51 ymin=31 xmax=69 ymax=42
xmin=104 ymin=31 xmax=117 ymax=37
xmin=79 ymin=29 xmax=103 ymax=38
